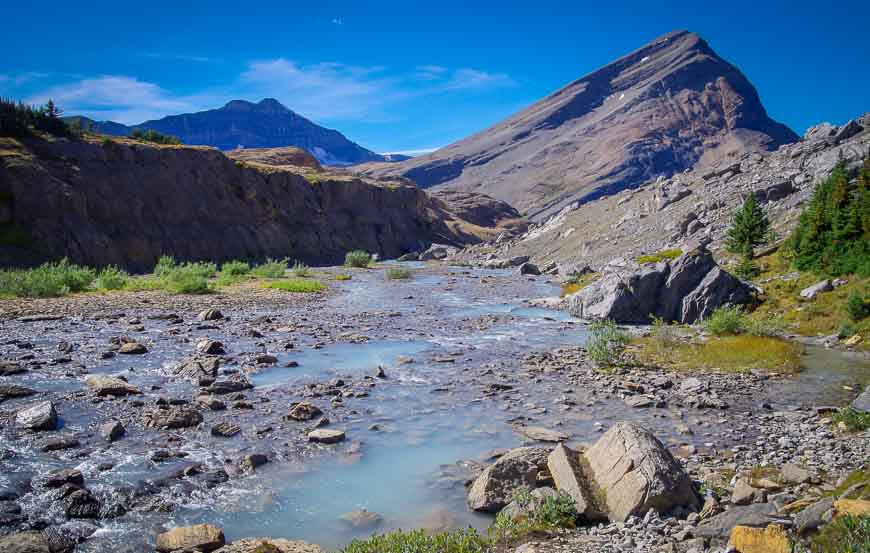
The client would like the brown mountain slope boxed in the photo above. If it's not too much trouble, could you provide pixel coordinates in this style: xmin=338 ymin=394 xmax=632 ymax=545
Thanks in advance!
xmin=360 ymin=30 xmax=798 ymax=220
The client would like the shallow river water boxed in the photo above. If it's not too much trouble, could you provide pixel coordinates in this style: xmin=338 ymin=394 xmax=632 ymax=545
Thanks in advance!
xmin=1 ymin=264 xmax=868 ymax=551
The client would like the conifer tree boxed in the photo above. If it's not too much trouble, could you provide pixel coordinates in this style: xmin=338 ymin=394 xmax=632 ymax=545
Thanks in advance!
xmin=726 ymin=194 xmax=770 ymax=257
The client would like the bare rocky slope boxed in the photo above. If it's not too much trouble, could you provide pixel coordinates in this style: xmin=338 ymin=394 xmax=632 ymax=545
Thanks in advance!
xmin=450 ymin=114 xmax=870 ymax=273
xmin=359 ymin=30 xmax=798 ymax=220
xmin=0 ymin=136 xmax=511 ymax=270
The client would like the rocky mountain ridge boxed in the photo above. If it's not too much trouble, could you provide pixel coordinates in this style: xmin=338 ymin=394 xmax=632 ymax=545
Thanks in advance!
xmin=450 ymin=112 xmax=870 ymax=273
xmin=67 ymin=99 xmax=384 ymax=166
xmin=359 ymin=30 xmax=798 ymax=220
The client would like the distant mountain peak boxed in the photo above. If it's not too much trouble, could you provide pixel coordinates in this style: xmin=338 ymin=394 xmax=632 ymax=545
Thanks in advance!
xmin=364 ymin=30 xmax=798 ymax=220
xmin=256 ymin=98 xmax=288 ymax=111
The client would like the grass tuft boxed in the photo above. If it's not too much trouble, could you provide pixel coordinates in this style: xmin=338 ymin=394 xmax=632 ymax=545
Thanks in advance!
xmin=263 ymin=279 xmax=325 ymax=293
xmin=832 ymin=408 xmax=870 ymax=432
xmin=810 ymin=515 xmax=870 ymax=553
xmin=385 ymin=267 xmax=411 ymax=280
xmin=252 ymin=258 xmax=287 ymax=278
xmin=96 ymin=265 xmax=128 ymax=290
xmin=292 ymin=261 xmax=311 ymax=277
xmin=632 ymin=334 xmax=803 ymax=374
xmin=586 ymin=319 xmax=630 ymax=368
xmin=334 ymin=274 xmax=352 ymax=281
xmin=0 ymin=259 xmax=95 ymax=297
xmin=637 ymin=249 xmax=683 ymax=264
xmin=345 ymin=250 xmax=373 ymax=268
xmin=340 ymin=528 xmax=488 ymax=553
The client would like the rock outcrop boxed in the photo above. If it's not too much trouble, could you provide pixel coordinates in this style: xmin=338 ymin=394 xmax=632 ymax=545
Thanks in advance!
xmin=361 ymin=30 xmax=797 ymax=220
xmin=467 ymin=447 xmax=549 ymax=512
xmin=156 ymin=524 xmax=225 ymax=552
xmin=567 ymin=247 xmax=754 ymax=323
xmin=0 ymin=137 xmax=496 ymax=269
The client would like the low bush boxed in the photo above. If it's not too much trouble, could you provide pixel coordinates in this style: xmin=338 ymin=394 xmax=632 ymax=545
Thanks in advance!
xmin=340 ymin=528 xmax=488 ymax=553
xmin=263 ymin=279 xmax=325 ymax=293
xmin=0 ymin=259 xmax=95 ymax=297
xmin=129 ymin=128 xmax=181 ymax=145
xmin=160 ymin=266 xmax=211 ymax=294
xmin=96 ymin=265 xmax=128 ymax=290
xmin=845 ymin=291 xmax=870 ymax=322
xmin=733 ymin=256 xmax=761 ymax=280
xmin=810 ymin=515 xmax=870 ymax=553
xmin=334 ymin=274 xmax=352 ymax=281
xmin=220 ymin=260 xmax=251 ymax=276
xmin=586 ymin=319 xmax=630 ymax=367
xmin=490 ymin=488 xmax=578 ymax=547
xmin=252 ymin=258 xmax=287 ymax=278
xmin=385 ymin=267 xmax=411 ymax=280
xmin=831 ymin=408 xmax=870 ymax=432
xmin=703 ymin=305 xmax=747 ymax=335
xmin=292 ymin=261 xmax=311 ymax=277
xmin=345 ymin=250 xmax=372 ymax=268
xmin=153 ymin=255 xmax=177 ymax=277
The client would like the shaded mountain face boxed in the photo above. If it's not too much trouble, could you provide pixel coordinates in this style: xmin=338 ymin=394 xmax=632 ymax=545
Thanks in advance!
xmin=68 ymin=99 xmax=384 ymax=166
xmin=362 ymin=30 xmax=799 ymax=220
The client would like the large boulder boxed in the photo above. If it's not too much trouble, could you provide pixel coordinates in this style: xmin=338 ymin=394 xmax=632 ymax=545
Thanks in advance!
xmin=852 ymin=385 xmax=870 ymax=412
xmin=568 ymin=248 xmax=755 ymax=323
xmin=16 ymin=401 xmax=58 ymax=431
xmin=584 ymin=423 xmax=698 ymax=521
xmin=467 ymin=447 xmax=549 ymax=513
xmin=85 ymin=375 xmax=141 ymax=397
xmin=156 ymin=524 xmax=225 ymax=552
xmin=547 ymin=444 xmax=606 ymax=521
xmin=144 ymin=407 xmax=203 ymax=429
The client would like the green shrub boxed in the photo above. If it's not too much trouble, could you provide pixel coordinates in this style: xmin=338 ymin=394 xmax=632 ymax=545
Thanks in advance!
xmin=160 ymin=267 xmax=211 ymax=294
xmin=838 ymin=322 xmax=858 ymax=339
xmin=810 ymin=515 xmax=870 ymax=553
xmin=733 ymin=256 xmax=761 ymax=280
xmin=586 ymin=319 xmax=630 ymax=367
xmin=703 ymin=305 xmax=748 ymax=336
xmin=251 ymin=258 xmax=287 ymax=278
xmin=385 ymin=267 xmax=411 ymax=280
xmin=153 ymin=255 xmax=177 ymax=277
xmin=0 ymin=259 xmax=96 ymax=298
xmin=743 ymin=316 xmax=787 ymax=337
xmin=845 ymin=291 xmax=870 ymax=322
xmin=96 ymin=265 xmax=128 ymax=290
xmin=345 ymin=250 xmax=372 ymax=268
xmin=340 ymin=528 xmax=488 ymax=553
xmin=181 ymin=261 xmax=217 ymax=279
xmin=490 ymin=488 xmax=578 ymax=546
xmin=726 ymin=194 xmax=770 ymax=256
xmin=263 ymin=279 xmax=325 ymax=293
xmin=832 ymin=408 xmax=870 ymax=432
xmin=335 ymin=274 xmax=352 ymax=281
xmin=221 ymin=260 xmax=251 ymax=276
xmin=291 ymin=261 xmax=310 ymax=277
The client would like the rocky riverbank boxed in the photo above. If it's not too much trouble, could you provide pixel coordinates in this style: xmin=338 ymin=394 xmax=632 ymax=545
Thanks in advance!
xmin=0 ymin=264 xmax=868 ymax=552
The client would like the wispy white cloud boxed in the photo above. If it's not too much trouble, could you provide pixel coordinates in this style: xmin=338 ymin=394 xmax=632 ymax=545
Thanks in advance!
xmin=143 ymin=53 xmax=223 ymax=63
xmin=26 ymin=75 xmax=197 ymax=123
xmin=0 ymin=72 xmax=51 ymax=87
xmin=380 ymin=147 xmax=440 ymax=156
xmin=331 ymin=17 xmax=343 ymax=25
xmin=19 ymin=60 xmax=516 ymax=125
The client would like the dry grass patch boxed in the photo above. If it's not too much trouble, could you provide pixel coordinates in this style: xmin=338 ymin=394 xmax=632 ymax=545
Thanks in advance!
xmin=631 ymin=334 xmax=803 ymax=374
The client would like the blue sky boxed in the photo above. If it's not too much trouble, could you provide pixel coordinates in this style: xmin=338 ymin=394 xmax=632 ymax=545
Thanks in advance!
xmin=2 ymin=0 xmax=867 ymax=153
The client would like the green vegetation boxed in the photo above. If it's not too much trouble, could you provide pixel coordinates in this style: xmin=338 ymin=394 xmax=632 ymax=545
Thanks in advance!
xmin=96 ymin=265 xmax=129 ymax=290
xmin=789 ymin=159 xmax=870 ymax=277
xmin=491 ymin=488 xmax=578 ymax=546
xmin=827 ymin=468 xmax=870 ymax=501
xmin=0 ymin=97 xmax=76 ymax=138
xmin=726 ymin=194 xmax=770 ymax=256
xmin=146 ymin=256 xmax=215 ymax=294
xmin=221 ymin=260 xmax=251 ymax=276
xmin=345 ymin=250 xmax=373 ymax=268
xmin=292 ymin=261 xmax=311 ymax=277
xmin=560 ymin=271 xmax=598 ymax=296
xmin=631 ymin=334 xmax=803 ymax=374
xmin=636 ymin=248 xmax=683 ymax=264
xmin=129 ymin=128 xmax=181 ymax=145
xmin=0 ymin=259 xmax=95 ymax=298
xmin=832 ymin=408 xmax=870 ymax=432
xmin=586 ymin=319 xmax=630 ymax=367
xmin=703 ymin=305 xmax=748 ymax=335
xmin=732 ymin=256 xmax=761 ymax=280
xmin=385 ymin=266 xmax=411 ymax=280
xmin=846 ymin=291 xmax=870 ymax=322
xmin=334 ymin=274 xmax=352 ymax=281
xmin=263 ymin=279 xmax=326 ymax=293
xmin=252 ymin=258 xmax=287 ymax=278
xmin=340 ymin=528 xmax=488 ymax=553
xmin=810 ymin=515 xmax=870 ymax=553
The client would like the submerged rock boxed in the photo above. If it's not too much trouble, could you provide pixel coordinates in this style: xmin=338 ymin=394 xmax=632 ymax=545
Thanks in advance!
xmin=307 ymin=429 xmax=345 ymax=444
xmin=340 ymin=508 xmax=383 ymax=530
xmin=144 ymin=407 xmax=203 ymax=429
xmin=286 ymin=401 xmax=323 ymax=421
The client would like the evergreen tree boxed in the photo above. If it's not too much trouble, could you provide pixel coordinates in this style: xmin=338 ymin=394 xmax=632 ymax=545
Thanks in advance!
xmin=726 ymin=194 xmax=770 ymax=256
xmin=45 ymin=99 xmax=61 ymax=118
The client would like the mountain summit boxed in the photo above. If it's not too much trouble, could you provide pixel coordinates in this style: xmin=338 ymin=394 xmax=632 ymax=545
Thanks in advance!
xmin=74 ymin=98 xmax=384 ymax=166
xmin=362 ymin=30 xmax=799 ymax=219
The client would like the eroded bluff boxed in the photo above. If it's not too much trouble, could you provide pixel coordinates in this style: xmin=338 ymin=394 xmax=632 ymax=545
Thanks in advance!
xmin=0 ymin=137 xmax=495 ymax=270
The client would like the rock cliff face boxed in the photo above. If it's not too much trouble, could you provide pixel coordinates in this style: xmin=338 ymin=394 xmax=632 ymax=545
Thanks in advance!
xmin=361 ymin=30 xmax=798 ymax=220
xmin=0 ymin=137 xmax=487 ymax=270
xmin=69 ymin=99 xmax=384 ymax=166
